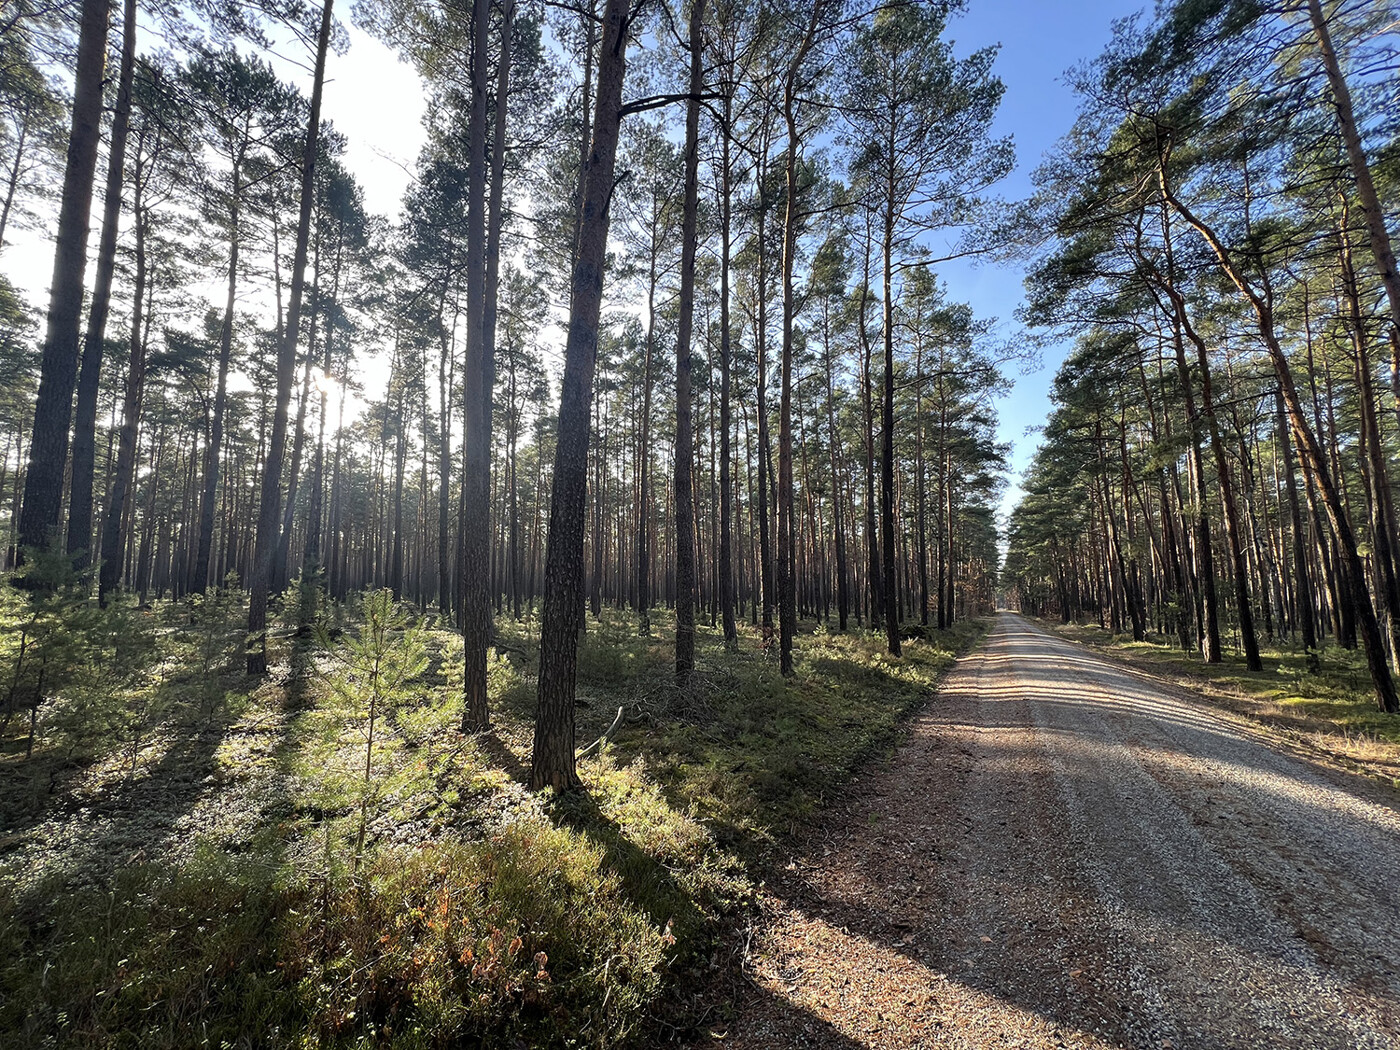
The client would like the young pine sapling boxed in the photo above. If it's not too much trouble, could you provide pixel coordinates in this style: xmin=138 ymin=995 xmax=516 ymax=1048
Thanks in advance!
xmin=317 ymin=588 xmax=428 ymax=871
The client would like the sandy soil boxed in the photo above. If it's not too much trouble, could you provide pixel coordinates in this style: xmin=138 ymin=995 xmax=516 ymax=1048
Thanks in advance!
xmin=699 ymin=613 xmax=1400 ymax=1049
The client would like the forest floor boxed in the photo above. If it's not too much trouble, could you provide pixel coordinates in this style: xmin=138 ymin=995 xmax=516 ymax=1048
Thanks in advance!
xmin=0 ymin=597 xmax=987 ymax=1048
xmin=701 ymin=612 xmax=1400 ymax=1049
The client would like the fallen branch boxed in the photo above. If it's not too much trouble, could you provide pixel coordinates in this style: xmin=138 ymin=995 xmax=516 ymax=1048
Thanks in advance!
xmin=577 ymin=704 xmax=626 ymax=760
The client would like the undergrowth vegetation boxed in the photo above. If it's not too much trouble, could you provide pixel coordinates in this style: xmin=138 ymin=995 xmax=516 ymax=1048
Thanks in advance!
xmin=0 ymin=576 xmax=985 ymax=1049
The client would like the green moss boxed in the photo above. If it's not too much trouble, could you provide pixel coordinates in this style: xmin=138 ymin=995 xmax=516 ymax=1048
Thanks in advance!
xmin=613 ymin=617 xmax=986 ymax=849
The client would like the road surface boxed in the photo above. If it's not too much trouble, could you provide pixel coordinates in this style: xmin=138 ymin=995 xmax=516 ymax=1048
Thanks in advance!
xmin=703 ymin=613 xmax=1400 ymax=1049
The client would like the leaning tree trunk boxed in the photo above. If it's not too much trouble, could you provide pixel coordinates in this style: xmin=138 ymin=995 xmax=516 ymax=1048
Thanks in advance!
xmin=1306 ymin=0 xmax=1400 ymax=339
xmin=1162 ymin=184 xmax=1399 ymax=713
xmin=1338 ymin=217 xmax=1400 ymax=672
xmin=17 ymin=0 xmax=110 ymax=560
xmin=247 ymin=0 xmax=332 ymax=675
xmin=1169 ymin=288 xmax=1262 ymax=671
xmin=69 ymin=0 xmax=137 ymax=570
xmin=1151 ymin=206 xmax=1222 ymax=662
xmin=98 ymin=175 xmax=147 ymax=604
xmin=530 ymin=0 xmax=631 ymax=791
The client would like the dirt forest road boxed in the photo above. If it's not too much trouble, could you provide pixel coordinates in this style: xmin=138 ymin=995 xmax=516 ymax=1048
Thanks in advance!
xmin=702 ymin=613 xmax=1400 ymax=1049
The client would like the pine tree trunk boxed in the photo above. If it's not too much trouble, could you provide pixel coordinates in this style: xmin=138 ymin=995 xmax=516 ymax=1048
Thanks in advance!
xmin=457 ymin=0 xmax=496 ymax=728
xmin=718 ymin=87 xmax=737 ymax=647
xmin=673 ymin=0 xmax=704 ymax=684
xmin=636 ymin=231 xmax=660 ymax=633
xmin=305 ymin=223 xmax=344 ymax=579
xmin=195 ymin=185 xmax=241 ymax=594
xmin=824 ymin=310 xmax=849 ymax=631
xmin=18 ymin=0 xmax=110 ymax=559
xmin=1162 ymin=183 xmax=1399 ymax=712
xmin=247 ymin=0 xmax=332 ymax=674
xmin=275 ymin=306 xmax=319 ymax=592
xmin=1339 ymin=220 xmax=1400 ymax=670
xmin=69 ymin=0 xmax=137 ymax=570
xmin=1276 ymin=388 xmax=1318 ymax=664
xmin=1151 ymin=207 xmax=1223 ymax=661
xmin=857 ymin=227 xmax=882 ymax=629
xmin=1306 ymin=0 xmax=1400 ymax=338
xmin=880 ymin=195 xmax=900 ymax=656
xmin=1174 ymin=294 xmax=1261 ymax=669
xmin=437 ymin=291 xmax=455 ymax=616
xmin=531 ymin=0 xmax=630 ymax=791
xmin=777 ymin=13 xmax=817 ymax=676
xmin=97 ymin=173 xmax=147 ymax=604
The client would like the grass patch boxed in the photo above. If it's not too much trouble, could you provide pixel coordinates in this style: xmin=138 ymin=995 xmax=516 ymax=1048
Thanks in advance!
xmin=617 ymin=620 xmax=987 ymax=850
xmin=0 ymin=591 xmax=986 ymax=1048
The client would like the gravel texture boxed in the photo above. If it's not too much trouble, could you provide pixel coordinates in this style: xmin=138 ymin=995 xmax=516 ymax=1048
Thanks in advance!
xmin=702 ymin=612 xmax=1400 ymax=1049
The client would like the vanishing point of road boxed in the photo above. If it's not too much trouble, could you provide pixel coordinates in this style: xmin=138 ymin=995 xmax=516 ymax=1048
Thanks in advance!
xmin=704 ymin=612 xmax=1400 ymax=1049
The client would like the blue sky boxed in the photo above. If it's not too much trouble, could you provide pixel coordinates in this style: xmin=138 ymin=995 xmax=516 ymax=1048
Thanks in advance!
xmin=933 ymin=0 xmax=1145 ymax=523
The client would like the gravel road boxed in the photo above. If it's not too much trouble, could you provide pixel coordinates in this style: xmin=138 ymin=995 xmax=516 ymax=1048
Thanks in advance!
xmin=703 ymin=613 xmax=1400 ymax=1049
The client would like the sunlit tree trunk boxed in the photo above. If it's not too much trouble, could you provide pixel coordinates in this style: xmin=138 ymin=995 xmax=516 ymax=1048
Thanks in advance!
xmin=673 ymin=0 xmax=705 ymax=684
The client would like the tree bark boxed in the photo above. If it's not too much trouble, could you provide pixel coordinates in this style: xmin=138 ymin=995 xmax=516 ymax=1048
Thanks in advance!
xmin=824 ymin=304 xmax=849 ymax=631
xmin=1306 ymin=0 xmax=1400 ymax=339
xmin=460 ymin=0 xmax=494 ymax=730
xmin=97 ymin=156 xmax=147 ymax=604
xmin=1149 ymin=205 xmax=1222 ymax=661
xmin=1276 ymin=387 xmax=1318 ymax=664
xmin=1164 ymin=279 xmax=1262 ymax=671
xmin=69 ymin=0 xmax=138 ymax=570
xmin=778 ymin=4 xmax=821 ymax=676
xmin=531 ymin=0 xmax=630 ymax=791
xmin=673 ymin=0 xmax=704 ymax=684
xmin=17 ymin=0 xmax=110 ymax=559
xmin=880 ymin=172 xmax=900 ymax=657
xmin=718 ymin=87 xmax=737 ymax=647
xmin=856 ymin=229 xmax=882 ymax=629
xmin=1161 ymin=182 xmax=1399 ymax=712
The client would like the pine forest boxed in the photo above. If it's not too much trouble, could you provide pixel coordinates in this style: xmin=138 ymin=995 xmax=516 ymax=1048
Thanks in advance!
xmin=2 ymin=0 xmax=1400 ymax=1046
